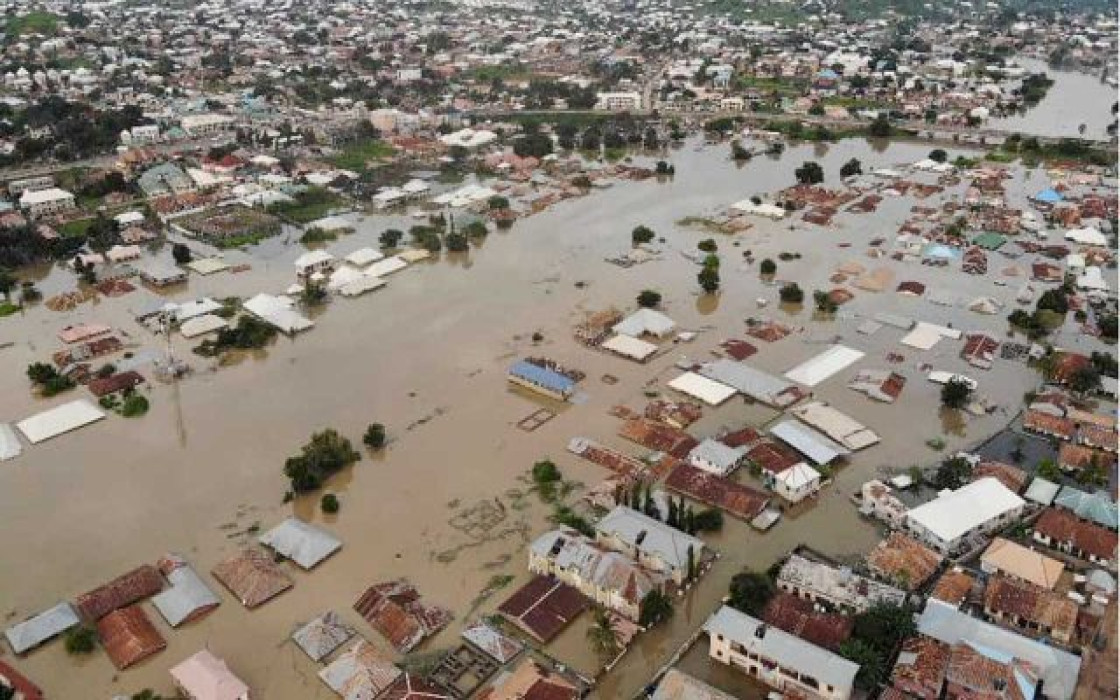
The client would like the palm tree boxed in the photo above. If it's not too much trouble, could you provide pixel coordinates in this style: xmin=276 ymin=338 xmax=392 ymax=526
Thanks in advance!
xmin=586 ymin=607 xmax=619 ymax=659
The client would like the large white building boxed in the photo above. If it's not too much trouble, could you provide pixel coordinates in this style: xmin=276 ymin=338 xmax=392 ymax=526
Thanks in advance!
xmin=19 ymin=187 xmax=75 ymax=218
xmin=905 ymin=477 xmax=1026 ymax=554
xmin=595 ymin=506 xmax=705 ymax=585
xmin=180 ymin=113 xmax=235 ymax=136
xmin=704 ymin=605 xmax=858 ymax=700
xmin=595 ymin=91 xmax=642 ymax=111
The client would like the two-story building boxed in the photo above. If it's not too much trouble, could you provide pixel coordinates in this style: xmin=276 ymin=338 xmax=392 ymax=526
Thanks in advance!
xmin=595 ymin=506 xmax=705 ymax=585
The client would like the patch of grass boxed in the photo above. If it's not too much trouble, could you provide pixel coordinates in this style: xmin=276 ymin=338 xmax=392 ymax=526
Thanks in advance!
xmin=268 ymin=186 xmax=344 ymax=225
xmin=0 ymin=302 xmax=19 ymax=317
xmin=329 ymin=139 xmax=395 ymax=172
xmin=6 ymin=11 xmax=60 ymax=36
xmin=58 ymin=218 xmax=95 ymax=238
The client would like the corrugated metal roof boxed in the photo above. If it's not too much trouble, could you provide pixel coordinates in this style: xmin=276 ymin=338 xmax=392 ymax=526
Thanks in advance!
xmin=97 ymin=605 xmax=166 ymax=670
xmin=152 ymin=556 xmax=220 ymax=627
xmin=4 ymin=602 xmax=80 ymax=654
xmin=508 ymin=361 xmax=576 ymax=394
xmin=258 ymin=518 xmax=342 ymax=570
xmin=293 ymin=611 xmax=356 ymax=662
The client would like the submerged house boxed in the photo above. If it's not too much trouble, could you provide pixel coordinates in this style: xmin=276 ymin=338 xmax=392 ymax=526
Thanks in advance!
xmin=507 ymin=360 xmax=576 ymax=401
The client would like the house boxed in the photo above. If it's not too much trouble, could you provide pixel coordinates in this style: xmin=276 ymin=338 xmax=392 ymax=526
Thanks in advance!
xmin=777 ymin=554 xmax=907 ymax=613
xmin=687 ymin=438 xmax=746 ymax=477
xmin=980 ymin=538 xmax=1064 ymax=590
xmin=18 ymin=187 xmax=75 ymax=218
xmin=528 ymin=529 xmax=665 ymax=621
xmin=0 ymin=659 xmax=43 ymax=700
xmin=972 ymin=461 xmax=1028 ymax=494
xmin=944 ymin=639 xmax=1041 ymax=700
xmin=982 ymin=575 xmax=1077 ymax=645
xmin=905 ymin=478 xmax=1026 ymax=554
xmin=478 ymin=657 xmax=579 ymax=700
xmin=171 ymin=649 xmax=250 ymax=700
xmin=595 ymin=91 xmax=642 ymax=111
xmin=461 ymin=622 xmax=523 ymax=665
xmin=138 ymin=260 xmax=188 ymax=287
xmin=1022 ymin=410 xmax=1076 ymax=441
xmin=917 ymin=599 xmax=1082 ymax=700
xmin=704 ymin=605 xmax=859 ymax=700
xmin=1032 ymin=507 xmax=1117 ymax=567
xmin=180 ymin=113 xmax=235 ymax=136
xmin=152 ymin=554 xmax=220 ymax=627
xmin=294 ymin=250 xmax=336 ymax=279
xmin=4 ymin=602 xmax=80 ymax=654
xmin=76 ymin=564 xmax=164 ymax=621
xmin=292 ymin=612 xmax=355 ymax=663
xmin=87 ymin=371 xmax=145 ymax=399
xmin=1052 ymin=486 xmax=1118 ymax=531
xmin=211 ymin=549 xmax=293 ymax=609
xmin=929 ymin=568 xmax=976 ymax=608
xmin=866 ymin=533 xmax=943 ymax=591
xmin=507 ymin=360 xmax=576 ymax=401
xmin=889 ymin=635 xmax=949 ymax=699
xmin=773 ymin=462 xmax=823 ymax=503
xmin=497 ymin=576 xmax=588 ymax=643
xmin=258 ymin=517 xmax=342 ymax=570
xmin=612 ymin=308 xmax=675 ymax=338
xmin=353 ymin=579 xmax=452 ymax=653
xmin=595 ymin=505 xmax=705 ymax=585
xmin=761 ymin=592 xmax=853 ymax=651
xmin=858 ymin=480 xmax=907 ymax=528
xmin=319 ymin=639 xmax=400 ymax=700
xmin=97 ymin=605 xmax=166 ymax=670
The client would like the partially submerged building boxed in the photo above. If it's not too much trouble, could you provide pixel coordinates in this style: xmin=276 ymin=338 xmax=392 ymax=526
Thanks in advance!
xmin=152 ymin=554 xmax=220 ymax=627
xmin=258 ymin=517 xmax=342 ymax=570
xmin=905 ymin=478 xmax=1026 ymax=554
xmin=595 ymin=505 xmax=706 ymax=585
xmin=777 ymin=554 xmax=907 ymax=613
xmin=211 ymin=549 xmax=293 ymax=609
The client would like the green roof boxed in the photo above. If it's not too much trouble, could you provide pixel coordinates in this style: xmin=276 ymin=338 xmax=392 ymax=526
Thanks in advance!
xmin=971 ymin=232 xmax=1006 ymax=250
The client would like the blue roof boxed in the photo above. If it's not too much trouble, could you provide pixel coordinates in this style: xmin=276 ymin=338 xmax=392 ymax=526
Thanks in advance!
xmin=818 ymin=68 xmax=839 ymax=79
xmin=1035 ymin=188 xmax=1063 ymax=203
xmin=509 ymin=361 xmax=575 ymax=393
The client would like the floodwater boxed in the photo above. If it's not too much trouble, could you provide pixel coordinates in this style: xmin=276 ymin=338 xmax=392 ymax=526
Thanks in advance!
xmin=991 ymin=58 xmax=1119 ymax=140
xmin=0 ymin=134 xmax=1097 ymax=699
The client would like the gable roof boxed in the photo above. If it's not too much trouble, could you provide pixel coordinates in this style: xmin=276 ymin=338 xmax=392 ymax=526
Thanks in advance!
xmin=211 ymin=549 xmax=293 ymax=609
xmin=906 ymin=478 xmax=1025 ymax=545
xmin=152 ymin=554 xmax=221 ymax=627
xmin=981 ymin=538 xmax=1064 ymax=589
xmin=258 ymin=517 xmax=342 ymax=569
xmin=293 ymin=611 xmax=356 ymax=662
xmin=4 ymin=602 xmax=79 ymax=654
xmin=170 ymin=649 xmax=250 ymax=700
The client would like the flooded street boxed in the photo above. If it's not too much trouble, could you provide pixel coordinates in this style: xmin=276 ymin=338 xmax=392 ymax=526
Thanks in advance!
xmin=0 ymin=136 xmax=1077 ymax=698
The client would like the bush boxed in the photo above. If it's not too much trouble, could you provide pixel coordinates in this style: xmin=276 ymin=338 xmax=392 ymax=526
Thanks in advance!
xmin=759 ymin=258 xmax=776 ymax=276
xmin=283 ymin=429 xmax=360 ymax=493
xmin=464 ymin=221 xmax=488 ymax=238
xmin=172 ymin=243 xmax=192 ymax=264
xmin=692 ymin=508 xmax=723 ymax=532
xmin=929 ymin=148 xmax=948 ymax=163
xmin=697 ymin=265 xmax=720 ymax=293
xmin=379 ymin=228 xmax=403 ymax=248
xmin=120 ymin=394 xmax=149 ymax=417
xmin=631 ymin=225 xmax=655 ymax=245
xmin=794 ymin=161 xmax=824 ymax=185
xmin=779 ymin=283 xmax=804 ymax=304
xmin=363 ymin=423 xmax=386 ymax=449
xmin=940 ymin=378 xmax=972 ymax=409
xmin=321 ymin=493 xmax=340 ymax=513
xmin=697 ymin=238 xmax=717 ymax=253
xmin=65 ymin=625 xmax=97 ymax=654
xmin=637 ymin=289 xmax=661 ymax=308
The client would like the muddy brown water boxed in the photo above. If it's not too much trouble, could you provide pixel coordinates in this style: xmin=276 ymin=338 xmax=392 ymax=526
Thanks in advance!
xmin=0 ymin=135 xmax=1107 ymax=699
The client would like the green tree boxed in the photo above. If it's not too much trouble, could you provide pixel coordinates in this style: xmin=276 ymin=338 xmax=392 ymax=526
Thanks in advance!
xmin=693 ymin=508 xmax=723 ymax=532
xmin=940 ymin=378 xmax=972 ymax=409
xmin=631 ymin=225 xmax=655 ymax=245
xmin=794 ymin=161 xmax=824 ymax=185
xmin=586 ymin=607 xmax=620 ymax=659
xmin=813 ymin=290 xmax=837 ymax=314
xmin=0 ymin=268 xmax=16 ymax=299
xmin=283 ymin=429 xmax=360 ymax=493
xmin=868 ymin=113 xmax=892 ymax=138
xmin=1069 ymin=366 xmax=1100 ymax=395
xmin=932 ymin=456 xmax=971 ymax=490
xmin=839 ymin=158 xmax=862 ymax=178
xmin=698 ymin=265 xmax=720 ymax=293
xmin=839 ymin=639 xmax=885 ymax=690
xmin=639 ymin=589 xmax=673 ymax=627
xmin=637 ymin=289 xmax=662 ymax=308
xmin=321 ymin=492 xmax=340 ymax=513
xmin=929 ymin=148 xmax=948 ymax=163
xmin=759 ymin=258 xmax=776 ymax=276
xmin=852 ymin=603 xmax=916 ymax=654
xmin=779 ymin=283 xmax=804 ymax=304
xmin=379 ymin=228 xmax=403 ymax=248
xmin=728 ymin=571 xmax=775 ymax=616
xmin=697 ymin=238 xmax=718 ymax=253
xmin=363 ymin=423 xmax=386 ymax=449
xmin=172 ymin=243 xmax=192 ymax=265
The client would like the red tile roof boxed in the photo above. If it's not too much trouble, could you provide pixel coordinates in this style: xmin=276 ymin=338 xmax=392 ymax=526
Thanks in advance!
xmin=211 ymin=549 xmax=293 ymax=609
xmin=1035 ymin=507 xmax=1118 ymax=562
xmin=1022 ymin=410 xmax=1076 ymax=441
xmin=930 ymin=569 xmax=975 ymax=607
xmin=972 ymin=461 xmax=1028 ymax=494
xmin=762 ymin=592 xmax=853 ymax=651
xmin=866 ymin=533 xmax=944 ymax=591
xmin=983 ymin=575 xmax=1077 ymax=641
xmin=890 ymin=635 xmax=949 ymax=699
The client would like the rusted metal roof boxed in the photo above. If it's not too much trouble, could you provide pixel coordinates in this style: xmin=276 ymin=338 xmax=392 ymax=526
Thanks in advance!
xmin=497 ymin=576 xmax=588 ymax=643
xmin=211 ymin=549 xmax=293 ymax=609
xmin=75 ymin=565 xmax=164 ymax=621
xmin=664 ymin=464 xmax=769 ymax=521
xmin=97 ymin=605 xmax=166 ymax=670
xmin=354 ymin=579 xmax=452 ymax=653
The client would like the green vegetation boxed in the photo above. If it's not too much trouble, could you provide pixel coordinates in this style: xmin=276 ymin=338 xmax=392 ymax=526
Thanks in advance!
xmin=194 ymin=316 xmax=277 ymax=356
xmin=283 ymin=429 xmax=360 ymax=493
xmin=637 ymin=289 xmax=662 ymax=308
xmin=839 ymin=158 xmax=862 ymax=179
xmin=728 ymin=570 xmax=776 ymax=616
xmin=697 ymin=238 xmax=718 ymax=253
xmin=531 ymin=459 xmax=564 ymax=502
xmin=5 ymin=11 xmax=61 ymax=37
xmin=698 ymin=260 xmax=720 ymax=294
xmin=300 ymin=227 xmax=340 ymax=245
xmin=813 ymin=290 xmax=838 ymax=315
xmin=587 ymin=607 xmax=620 ymax=660
xmin=794 ymin=161 xmax=824 ymax=185
xmin=64 ymin=624 xmax=97 ymax=654
xmin=363 ymin=423 xmax=386 ymax=449
xmin=0 ymin=302 xmax=18 ymax=317
xmin=940 ymin=378 xmax=972 ymax=409
xmin=268 ymin=187 xmax=343 ymax=224
xmin=692 ymin=507 xmax=724 ymax=533
xmin=932 ymin=456 xmax=971 ymax=490
xmin=120 ymin=394 xmax=149 ymax=418
xmin=841 ymin=603 xmax=917 ymax=691
xmin=26 ymin=362 xmax=75 ymax=397
xmin=464 ymin=221 xmax=489 ymax=239
xmin=779 ymin=282 xmax=804 ymax=304
xmin=996 ymin=133 xmax=1114 ymax=167
xmin=328 ymin=138 xmax=395 ymax=171
xmin=321 ymin=493 xmax=340 ymax=513
xmin=551 ymin=504 xmax=594 ymax=537
xmin=639 ymin=589 xmax=673 ymax=628
xmin=171 ymin=243 xmax=192 ymax=265
xmin=759 ymin=258 xmax=776 ymax=276
xmin=379 ymin=228 xmax=404 ymax=248
xmin=1037 ymin=458 xmax=1062 ymax=481
xmin=631 ymin=225 xmax=655 ymax=246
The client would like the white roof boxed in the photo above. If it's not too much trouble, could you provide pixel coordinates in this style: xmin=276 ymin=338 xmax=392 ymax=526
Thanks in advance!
xmin=327 ymin=265 xmax=364 ymax=291
xmin=1064 ymin=226 xmax=1107 ymax=247
xmin=601 ymin=334 xmax=658 ymax=361
xmin=339 ymin=276 xmax=387 ymax=297
xmin=170 ymin=649 xmax=249 ymax=700
xmin=363 ymin=256 xmax=408 ymax=278
xmin=397 ymin=249 xmax=430 ymax=263
xmin=698 ymin=359 xmax=800 ymax=407
xmin=294 ymin=250 xmax=335 ymax=270
xmin=114 ymin=210 xmax=146 ymax=225
xmin=173 ymin=297 xmax=223 ymax=322
xmin=729 ymin=200 xmax=786 ymax=219
xmin=703 ymin=606 xmax=858 ymax=694
xmin=307 ymin=216 xmax=351 ymax=232
xmin=5 ymin=602 xmax=80 ymax=654
xmin=0 ymin=423 xmax=21 ymax=461
xmin=613 ymin=308 xmax=675 ymax=337
xmin=19 ymin=187 xmax=73 ymax=206
xmin=775 ymin=462 xmax=822 ymax=490
xmin=16 ymin=399 xmax=105 ymax=444
xmin=907 ymin=477 xmax=1025 ymax=545
xmin=901 ymin=322 xmax=962 ymax=350
xmin=784 ymin=344 xmax=864 ymax=387
xmin=770 ymin=420 xmax=849 ymax=464
xmin=790 ymin=402 xmax=879 ymax=451
xmin=344 ymin=247 xmax=385 ymax=267
xmin=258 ymin=517 xmax=342 ymax=569
xmin=668 ymin=372 xmax=736 ymax=406
xmin=180 ymin=314 xmax=228 ymax=339
xmin=596 ymin=505 xmax=704 ymax=572
xmin=243 ymin=293 xmax=313 ymax=334
xmin=186 ymin=257 xmax=230 ymax=275
xmin=152 ymin=560 xmax=221 ymax=627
